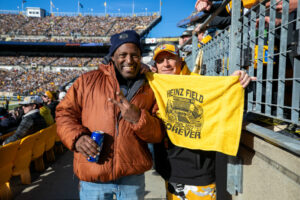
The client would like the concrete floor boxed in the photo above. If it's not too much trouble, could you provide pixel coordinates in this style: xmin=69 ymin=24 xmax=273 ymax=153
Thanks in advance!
xmin=11 ymin=150 xmax=166 ymax=200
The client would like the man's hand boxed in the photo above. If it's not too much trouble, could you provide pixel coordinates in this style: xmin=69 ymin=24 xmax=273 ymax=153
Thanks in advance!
xmin=256 ymin=16 xmax=282 ymax=27
xmin=231 ymin=70 xmax=257 ymax=88
xmin=75 ymin=135 xmax=99 ymax=159
xmin=195 ymin=0 xmax=212 ymax=12
xmin=108 ymin=92 xmax=141 ymax=124
xmin=266 ymin=0 xmax=298 ymax=13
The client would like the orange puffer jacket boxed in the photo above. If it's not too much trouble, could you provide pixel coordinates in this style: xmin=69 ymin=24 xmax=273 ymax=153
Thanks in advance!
xmin=56 ymin=64 xmax=163 ymax=182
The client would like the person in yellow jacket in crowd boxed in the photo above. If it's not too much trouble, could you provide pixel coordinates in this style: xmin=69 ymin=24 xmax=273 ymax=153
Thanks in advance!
xmin=39 ymin=103 xmax=54 ymax=126
xmin=150 ymin=41 xmax=256 ymax=200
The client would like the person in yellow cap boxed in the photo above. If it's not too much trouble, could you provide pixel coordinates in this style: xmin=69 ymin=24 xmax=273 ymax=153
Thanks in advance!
xmin=42 ymin=90 xmax=58 ymax=119
xmin=150 ymin=41 xmax=256 ymax=200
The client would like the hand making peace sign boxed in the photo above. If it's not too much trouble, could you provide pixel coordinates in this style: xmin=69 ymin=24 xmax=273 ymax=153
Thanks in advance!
xmin=108 ymin=92 xmax=141 ymax=124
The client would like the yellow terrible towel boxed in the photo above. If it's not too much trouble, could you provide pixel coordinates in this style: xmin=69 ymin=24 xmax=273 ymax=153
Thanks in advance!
xmin=146 ymin=73 xmax=244 ymax=156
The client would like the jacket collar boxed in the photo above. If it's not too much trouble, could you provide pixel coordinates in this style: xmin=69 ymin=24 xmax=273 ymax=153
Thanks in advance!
xmin=23 ymin=109 xmax=39 ymax=117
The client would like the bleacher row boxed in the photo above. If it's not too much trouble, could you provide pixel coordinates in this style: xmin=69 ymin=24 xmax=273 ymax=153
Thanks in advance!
xmin=0 ymin=14 xmax=158 ymax=43
xmin=0 ymin=56 xmax=103 ymax=67
xmin=0 ymin=123 xmax=63 ymax=200
xmin=0 ymin=69 xmax=85 ymax=96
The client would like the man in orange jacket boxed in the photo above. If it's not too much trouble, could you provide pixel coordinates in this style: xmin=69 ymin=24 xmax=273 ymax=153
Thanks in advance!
xmin=56 ymin=30 xmax=163 ymax=200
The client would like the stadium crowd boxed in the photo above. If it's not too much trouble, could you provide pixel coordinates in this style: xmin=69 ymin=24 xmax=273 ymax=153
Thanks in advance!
xmin=0 ymin=14 xmax=158 ymax=43
xmin=0 ymin=69 xmax=84 ymax=96
xmin=0 ymin=56 xmax=103 ymax=67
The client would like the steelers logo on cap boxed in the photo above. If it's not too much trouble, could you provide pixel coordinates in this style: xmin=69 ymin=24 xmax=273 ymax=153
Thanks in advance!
xmin=119 ymin=33 xmax=128 ymax=40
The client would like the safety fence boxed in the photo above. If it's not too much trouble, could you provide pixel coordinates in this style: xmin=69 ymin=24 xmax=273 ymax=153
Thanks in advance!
xmin=184 ymin=0 xmax=300 ymax=196
xmin=187 ymin=0 xmax=299 ymax=127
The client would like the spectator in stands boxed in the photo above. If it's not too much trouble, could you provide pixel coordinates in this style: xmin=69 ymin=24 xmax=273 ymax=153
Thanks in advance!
xmin=42 ymin=90 xmax=59 ymax=119
xmin=11 ymin=106 xmax=24 ymax=126
xmin=195 ymin=28 xmax=216 ymax=46
xmin=179 ymin=30 xmax=192 ymax=46
xmin=2 ymin=96 xmax=47 ymax=145
xmin=39 ymin=102 xmax=54 ymax=127
xmin=266 ymin=0 xmax=298 ymax=13
xmin=194 ymin=0 xmax=231 ymax=30
xmin=0 ymin=107 xmax=17 ymax=135
xmin=150 ymin=41 xmax=255 ymax=200
xmin=55 ymin=30 xmax=163 ymax=200
xmin=195 ymin=0 xmax=213 ymax=12
xmin=58 ymin=86 xmax=67 ymax=101
xmin=179 ymin=30 xmax=193 ymax=56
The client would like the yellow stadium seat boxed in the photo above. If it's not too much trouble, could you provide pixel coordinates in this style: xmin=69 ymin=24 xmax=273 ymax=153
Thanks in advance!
xmin=0 ymin=131 xmax=15 ymax=142
xmin=44 ymin=124 xmax=57 ymax=162
xmin=0 ymin=140 xmax=20 ymax=200
xmin=12 ymin=132 xmax=40 ymax=185
xmin=31 ymin=129 xmax=47 ymax=172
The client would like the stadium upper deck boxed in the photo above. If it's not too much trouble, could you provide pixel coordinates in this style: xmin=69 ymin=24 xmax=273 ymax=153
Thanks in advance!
xmin=0 ymin=13 xmax=160 ymax=43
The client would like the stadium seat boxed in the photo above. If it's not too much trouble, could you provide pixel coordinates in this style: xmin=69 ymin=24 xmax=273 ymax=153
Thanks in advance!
xmin=0 ymin=131 xmax=15 ymax=142
xmin=12 ymin=131 xmax=40 ymax=185
xmin=44 ymin=123 xmax=57 ymax=162
xmin=31 ymin=129 xmax=47 ymax=172
xmin=0 ymin=140 xmax=20 ymax=200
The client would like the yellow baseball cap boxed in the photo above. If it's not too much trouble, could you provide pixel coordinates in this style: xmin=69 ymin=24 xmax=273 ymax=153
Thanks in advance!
xmin=153 ymin=43 xmax=180 ymax=60
xmin=44 ymin=91 xmax=54 ymax=100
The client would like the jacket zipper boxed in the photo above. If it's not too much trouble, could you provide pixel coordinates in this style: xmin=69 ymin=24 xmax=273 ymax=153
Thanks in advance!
xmin=112 ymin=71 xmax=144 ymax=180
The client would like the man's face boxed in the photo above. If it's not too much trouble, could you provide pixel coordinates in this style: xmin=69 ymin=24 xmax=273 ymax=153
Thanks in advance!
xmin=197 ymin=32 xmax=205 ymax=43
xmin=182 ymin=36 xmax=191 ymax=43
xmin=22 ymin=104 xmax=35 ymax=114
xmin=42 ymin=95 xmax=49 ymax=103
xmin=111 ymin=43 xmax=141 ymax=79
xmin=155 ymin=51 xmax=182 ymax=75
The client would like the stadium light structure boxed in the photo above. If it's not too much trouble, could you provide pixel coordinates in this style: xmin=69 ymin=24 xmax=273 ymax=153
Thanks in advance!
xmin=159 ymin=0 xmax=162 ymax=15
xmin=22 ymin=0 xmax=26 ymax=13
xmin=132 ymin=0 xmax=135 ymax=16
xmin=50 ymin=0 xmax=55 ymax=14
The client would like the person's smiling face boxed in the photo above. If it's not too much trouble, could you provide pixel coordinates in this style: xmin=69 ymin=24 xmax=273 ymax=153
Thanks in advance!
xmin=22 ymin=104 xmax=35 ymax=114
xmin=111 ymin=43 xmax=141 ymax=79
xmin=155 ymin=51 xmax=182 ymax=75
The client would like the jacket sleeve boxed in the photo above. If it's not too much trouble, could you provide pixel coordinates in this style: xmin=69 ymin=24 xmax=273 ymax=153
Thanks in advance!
xmin=55 ymin=76 xmax=90 ymax=151
xmin=130 ymin=102 xmax=164 ymax=143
